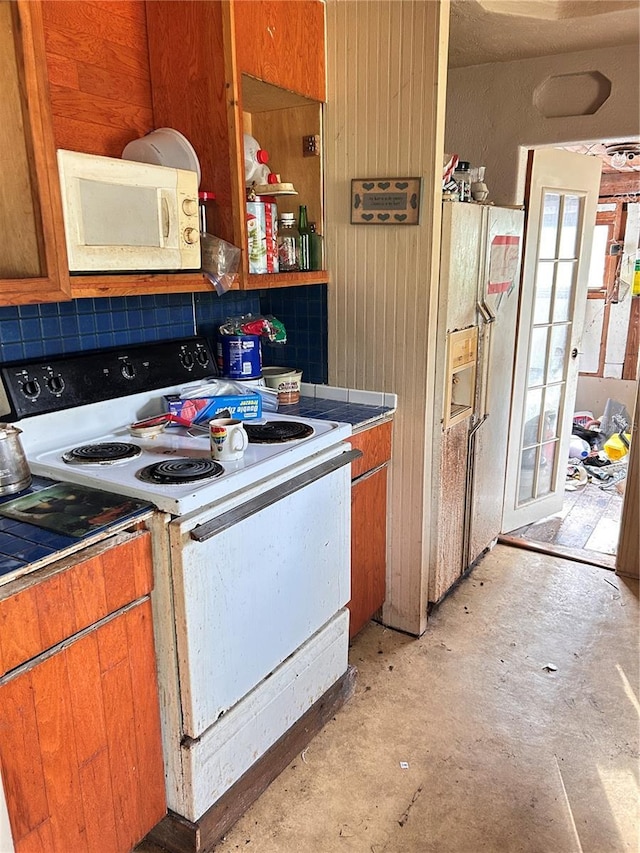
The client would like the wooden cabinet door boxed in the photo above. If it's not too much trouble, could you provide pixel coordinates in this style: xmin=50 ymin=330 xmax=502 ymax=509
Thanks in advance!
xmin=233 ymin=0 xmax=326 ymax=102
xmin=349 ymin=466 xmax=388 ymax=639
xmin=0 ymin=0 xmax=70 ymax=306
xmin=0 ymin=598 xmax=166 ymax=853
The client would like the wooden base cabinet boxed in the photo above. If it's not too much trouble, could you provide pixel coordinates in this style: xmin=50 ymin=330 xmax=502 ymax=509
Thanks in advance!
xmin=348 ymin=421 xmax=393 ymax=639
xmin=0 ymin=530 xmax=166 ymax=853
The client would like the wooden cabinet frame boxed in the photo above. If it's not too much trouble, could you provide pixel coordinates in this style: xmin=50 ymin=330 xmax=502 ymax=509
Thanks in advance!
xmin=0 ymin=0 xmax=71 ymax=306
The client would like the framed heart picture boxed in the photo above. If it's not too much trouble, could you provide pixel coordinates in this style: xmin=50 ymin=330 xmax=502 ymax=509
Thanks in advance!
xmin=351 ymin=178 xmax=422 ymax=225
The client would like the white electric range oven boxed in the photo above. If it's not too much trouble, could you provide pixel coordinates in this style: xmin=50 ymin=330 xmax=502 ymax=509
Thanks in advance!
xmin=1 ymin=338 xmax=357 ymax=823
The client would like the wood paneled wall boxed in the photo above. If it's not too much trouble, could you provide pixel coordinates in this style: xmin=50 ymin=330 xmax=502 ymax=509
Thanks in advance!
xmin=42 ymin=0 xmax=152 ymax=157
xmin=325 ymin=0 xmax=450 ymax=635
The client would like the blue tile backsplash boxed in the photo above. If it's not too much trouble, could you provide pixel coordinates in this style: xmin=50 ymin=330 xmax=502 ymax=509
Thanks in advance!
xmin=0 ymin=285 xmax=328 ymax=384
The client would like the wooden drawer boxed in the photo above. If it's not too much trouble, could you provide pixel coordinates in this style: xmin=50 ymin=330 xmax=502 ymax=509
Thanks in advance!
xmin=348 ymin=420 xmax=393 ymax=480
xmin=0 ymin=531 xmax=152 ymax=677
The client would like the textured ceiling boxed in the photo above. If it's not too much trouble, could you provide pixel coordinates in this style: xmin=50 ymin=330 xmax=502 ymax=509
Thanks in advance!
xmin=449 ymin=0 xmax=640 ymax=68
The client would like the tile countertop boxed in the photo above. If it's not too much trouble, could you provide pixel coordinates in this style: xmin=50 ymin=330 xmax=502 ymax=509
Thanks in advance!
xmin=278 ymin=383 xmax=397 ymax=430
xmin=0 ymin=476 xmax=153 ymax=589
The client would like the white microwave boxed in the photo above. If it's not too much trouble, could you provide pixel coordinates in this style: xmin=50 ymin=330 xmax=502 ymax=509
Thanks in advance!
xmin=56 ymin=149 xmax=201 ymax=273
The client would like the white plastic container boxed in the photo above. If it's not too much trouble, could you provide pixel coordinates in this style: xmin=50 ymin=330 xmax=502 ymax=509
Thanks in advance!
xmin=568 ymin=436 xmax=590 ymax=459
xmin=244 ymin=133 xmax=270 ymax=186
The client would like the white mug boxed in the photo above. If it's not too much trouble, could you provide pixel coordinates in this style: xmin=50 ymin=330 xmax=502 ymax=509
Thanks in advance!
xmin=209 ymin=418 xmax=248 ymax=462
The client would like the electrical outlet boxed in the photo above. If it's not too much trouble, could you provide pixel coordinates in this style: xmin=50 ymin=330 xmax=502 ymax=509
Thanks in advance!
xmin=302 ymin=135 xmax=320 ymax=157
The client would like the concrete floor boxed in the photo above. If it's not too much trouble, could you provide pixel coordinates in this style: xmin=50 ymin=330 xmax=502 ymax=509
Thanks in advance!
xmin=142 ymin=544 xmax=640 ymax=853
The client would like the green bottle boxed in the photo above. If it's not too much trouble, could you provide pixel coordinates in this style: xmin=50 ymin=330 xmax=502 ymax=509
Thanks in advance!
xmin=309 ymin=222 xmax=323 ymax=271
xmin=298 ymin=205 xmax=311 ymax=272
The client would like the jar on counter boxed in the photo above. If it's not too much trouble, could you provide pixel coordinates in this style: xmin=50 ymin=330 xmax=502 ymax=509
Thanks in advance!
xmin=454 ymin=161 xmax=471 ymax=202
xmin=277 ymin=212 xmax=300 ymax=271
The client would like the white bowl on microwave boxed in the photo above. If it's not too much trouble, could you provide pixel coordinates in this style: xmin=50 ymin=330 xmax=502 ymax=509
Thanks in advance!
xmin=122 ymin=127 xmax=201 ymax=186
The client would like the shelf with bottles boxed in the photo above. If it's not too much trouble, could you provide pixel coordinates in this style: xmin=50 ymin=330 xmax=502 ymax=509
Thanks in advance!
xmin=240 ymin=74 xmax=327 ymax=288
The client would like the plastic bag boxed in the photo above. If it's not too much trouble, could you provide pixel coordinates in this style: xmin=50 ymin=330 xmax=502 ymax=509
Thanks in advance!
xmin=218 ymin=313 xmax=287 ymax=343
xmin=201 ymin=233 xmax=241 ymax=296
xmin=599 ymin=399 xmax=631 ymax=440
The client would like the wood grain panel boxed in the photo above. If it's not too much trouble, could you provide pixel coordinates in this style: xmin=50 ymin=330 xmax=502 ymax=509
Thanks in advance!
xmin=0 ymin=672 xmax=48 ymax=841
xmin=0 ymin=0 xmax=72 ymax=304
xmin=69 ymin=549 xmax=108 ymax=628
xmin=349 ymin=421 xmax=393 ymax=481
xmin=126 ymin=600 xmax=166 ymax=834
xmin=14 ymin=818 xmax=54 ymax=853
xmin=97 ymin=609 xmax=129 ymax=672
xmin=40 ymin=48 xmax=78 ymax=89
xmin=349 ymin=467 xmax=388 ymax=638
xmin=31 ymin=652 xmax=87 ymax=850
xmin=101 ymin=658 xmax=143 ymax=851
xmin=146 ymin=0 xmax=239 ymax=246
xmin=43 ymin=0 xmax=152 ymax=166
xmin=34 ymin=569 xmax=76 ymax=651
xmin=44 ymin=22 xmax=150 ymax=81
xmin=42 ymin=0 xmax=147 ymax=52
xmin=50 ymin=114 xmax=141 ymax=159
xmin=66 ymin=631 xmax=108 ymax=765
xmin=77 ymin=61 xmax=152 ymax=108
xmin=325 ymin=0 xmax=449 ymax=635
xmin=0 ymin=0 xmax=44 ymax=279
xmin=0 ymin=587 xmax=42 ymax=675
xmin=234 ymin=0 xmax=326 ymax=101
xmin=78 ymin=749 xmax=120 ymax=853
xmin=49 ymin=84 xmax=153 ymax=132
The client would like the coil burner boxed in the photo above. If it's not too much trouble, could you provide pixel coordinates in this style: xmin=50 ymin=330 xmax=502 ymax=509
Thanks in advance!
xmin=62 ymin=442 xmax=142 ymax=465
xmin=137 ymin=457 xmax=224 ymax=485
xmin=243 ymin=421 xmax=314 ymax=444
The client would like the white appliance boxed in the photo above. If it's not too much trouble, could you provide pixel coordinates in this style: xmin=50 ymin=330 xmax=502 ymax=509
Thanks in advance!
xmin=431 ymin=203 xmax=524 ymax=602
xmin=1 ymin=339 xmax=355 ymax=823
xmin=56 ymin=149 xmax=201 ymax=272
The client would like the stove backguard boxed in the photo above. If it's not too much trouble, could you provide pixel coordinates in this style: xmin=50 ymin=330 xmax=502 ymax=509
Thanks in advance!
xmin=0 ymin=337 xmax=218 ymax=421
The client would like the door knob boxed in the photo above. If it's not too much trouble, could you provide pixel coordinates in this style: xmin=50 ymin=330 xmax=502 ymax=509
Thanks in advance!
xmin=571 ymin=348 xmax=582 ymax=359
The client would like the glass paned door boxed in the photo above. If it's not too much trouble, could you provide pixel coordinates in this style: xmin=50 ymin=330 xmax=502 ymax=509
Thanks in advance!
xmin=502 ymin=149 xmax=602 ymax=533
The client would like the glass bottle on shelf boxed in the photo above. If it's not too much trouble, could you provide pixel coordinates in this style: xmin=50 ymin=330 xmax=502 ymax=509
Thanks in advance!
xmin=309 ymin=222 xmax=323 ymax=271
xmin=277 ymin=213 xmax=300 ymax=272
xmin=298 ymin=205 xmax=311 ymax=272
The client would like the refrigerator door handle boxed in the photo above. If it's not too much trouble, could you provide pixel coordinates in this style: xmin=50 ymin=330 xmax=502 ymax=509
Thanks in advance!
xmin=477 ymin=299 xmax=496 ymax=324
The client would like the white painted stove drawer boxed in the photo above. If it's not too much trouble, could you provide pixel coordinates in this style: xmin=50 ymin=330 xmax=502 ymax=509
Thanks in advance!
xmin=169 ymin=454 xmax=352 ymax=738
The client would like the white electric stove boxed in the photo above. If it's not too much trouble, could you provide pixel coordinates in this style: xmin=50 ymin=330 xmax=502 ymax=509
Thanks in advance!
xmin=1 ymin=338 xmax=356 ymax=824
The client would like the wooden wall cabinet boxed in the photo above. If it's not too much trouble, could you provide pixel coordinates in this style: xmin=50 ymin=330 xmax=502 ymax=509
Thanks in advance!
xmin=0 ymin=0 xmax=70 ymax=306
xmin=347 ymin=421 xmax=393 ymax=639
xmin=0 ymin=530 xmax=166 ymax=852
xmin=2 ymin=0 xmax=327 ymax=302
xmin=145 ymin=0 xmax=328 ymax=292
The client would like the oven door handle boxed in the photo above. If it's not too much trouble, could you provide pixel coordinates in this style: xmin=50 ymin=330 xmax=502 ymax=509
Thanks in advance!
xmin=190 ymin=448 xmax=363 ymax=542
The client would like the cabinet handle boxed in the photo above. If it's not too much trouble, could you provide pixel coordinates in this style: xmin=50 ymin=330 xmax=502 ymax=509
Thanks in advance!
xmin=190 ymin=449 xmax=363 ymax=542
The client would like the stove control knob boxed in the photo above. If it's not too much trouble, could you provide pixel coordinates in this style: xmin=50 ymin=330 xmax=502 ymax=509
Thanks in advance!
xmin=183 ymin=227 xmax=199 ymax=245
xmin=46 ymin=374 xmax=65 ymax=396
xmin=121 ymin=361 xmax=136 ymax=380
xmin=182 ymin=198 xmax=198 ymax=217
xmin=181 ymin=351 xmax=195 ymax=370
xmin=21 ymin=378 xmax=41 ymax=400
xmin=196 ymin=349 xmax=210 ymax=368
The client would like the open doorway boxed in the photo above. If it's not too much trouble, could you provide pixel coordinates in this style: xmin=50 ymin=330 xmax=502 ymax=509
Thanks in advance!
xmin=503 ymin=143 xmax=639 ymax=567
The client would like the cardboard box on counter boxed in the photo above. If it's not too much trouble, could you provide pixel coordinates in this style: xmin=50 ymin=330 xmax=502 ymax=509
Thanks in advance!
xmin=164 ymin=393 xmax=262 ymax=423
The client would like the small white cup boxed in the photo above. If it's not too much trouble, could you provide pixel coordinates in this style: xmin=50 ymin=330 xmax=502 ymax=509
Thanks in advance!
xmin=209 ymin=418 xmax=248 ymax=462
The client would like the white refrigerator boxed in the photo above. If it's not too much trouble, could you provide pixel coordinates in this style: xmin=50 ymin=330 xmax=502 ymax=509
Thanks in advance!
xmin=429 ymin=202 xmax=524 ymax=605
